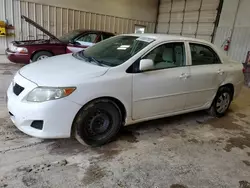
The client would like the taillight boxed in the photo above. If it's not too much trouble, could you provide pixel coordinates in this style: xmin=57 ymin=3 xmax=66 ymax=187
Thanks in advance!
xmin=243 ymin=67 xmax=246 ymax=73
xmin=66 ymin=48 xmax=72 ymax=53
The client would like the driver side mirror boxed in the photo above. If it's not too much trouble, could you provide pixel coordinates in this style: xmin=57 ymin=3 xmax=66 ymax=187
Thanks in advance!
xmin=139 ymin=59 xmax=154 ymax=71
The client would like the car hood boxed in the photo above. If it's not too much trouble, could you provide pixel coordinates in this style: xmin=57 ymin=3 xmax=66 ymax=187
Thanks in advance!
xmin=19 ymin=54 xmax=109 ymax=86
xmin=22 ymin=15 xmax=61 ymax=42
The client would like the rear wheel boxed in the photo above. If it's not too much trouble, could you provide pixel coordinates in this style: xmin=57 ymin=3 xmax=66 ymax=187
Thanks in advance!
xmin=32 ymin=51 xmax=53 ymax=62
xmin=73 ymin=99 xmax=122 ymax=146
xmin=208 ymin=87 xmax=233 ymax=117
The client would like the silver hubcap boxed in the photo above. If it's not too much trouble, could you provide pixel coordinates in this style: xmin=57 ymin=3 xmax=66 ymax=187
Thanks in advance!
xmin=216 ymin=92 xmax=231 ymax=113
xmin=37 ymin=55 xmax=49 ymax=61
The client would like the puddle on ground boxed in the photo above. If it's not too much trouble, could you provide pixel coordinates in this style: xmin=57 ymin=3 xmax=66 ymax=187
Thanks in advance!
xmin=22 ymin=175 xmax=38 ymax=187
xmin=47 ymin=139 xmax=86 ymax=155
xmin=239 ymin=181 xmax=250 ymax=188
xmin=188 ymin=138 xmax=199 ymax=144
xmin=236 ymin=113 xmax=247 ymax=118
xmin=170 ymin=184 xmax=188 ymax=188
xmin=91 ymin=146 xmax=122 ymax=162
xmin=208 ymin=116 xmax=243 ymax=130
xmin=117 ymin=128 xmax=140 ymax=143
xmin=159 ymin=127 xmax=187 ymax=139
xmin=242 ymin=160 xmax=250 ymax=166
xmin=171 ymin=128 xmax=187 ymax=138
xmin=224 ymin=133 xmax=250 ymax=152
xmin=82 ymin=164 xmax=112 ymax=186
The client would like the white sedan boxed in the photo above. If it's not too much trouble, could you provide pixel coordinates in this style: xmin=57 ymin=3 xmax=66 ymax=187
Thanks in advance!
xmin=7 ymin=34 xmax=244 ymax=146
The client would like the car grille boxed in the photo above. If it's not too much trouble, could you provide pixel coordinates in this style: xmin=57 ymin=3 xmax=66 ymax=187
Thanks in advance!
xmin=13 ymin=83 xmax=24 ymax=96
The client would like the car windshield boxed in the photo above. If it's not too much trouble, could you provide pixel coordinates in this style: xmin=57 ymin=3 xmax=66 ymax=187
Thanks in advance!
xmin=58 ymin=30 xmax=82 ymax=43
xmin=73 ymin=35 xmax=155 ymax=67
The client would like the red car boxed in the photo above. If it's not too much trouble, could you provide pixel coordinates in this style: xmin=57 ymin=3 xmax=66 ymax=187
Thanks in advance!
xmin=6 ymin=15 xmax=114 ymax=64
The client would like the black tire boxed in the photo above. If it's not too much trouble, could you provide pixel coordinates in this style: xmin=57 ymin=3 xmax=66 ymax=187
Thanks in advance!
xmin=73 ymin=99 xmax=122 ymax=146
xmin=32 ymin=51 xmax=53 ymax=62
xmin=208 ymin=86 xmax=233 ymax=117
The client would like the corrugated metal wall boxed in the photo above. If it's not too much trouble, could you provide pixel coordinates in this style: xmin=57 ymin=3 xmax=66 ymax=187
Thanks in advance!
xmin=228 ymin=28 xmax=250 ymax=63
xmin=0 ymin=0 xmax=15 ymax=54
xmin=156 ymin=0 xmax=220 ymax=42
xmin=0 ymin=0 xmax=156 ymax=54
xmin=214 ymin=0 xmax=250 ymax=63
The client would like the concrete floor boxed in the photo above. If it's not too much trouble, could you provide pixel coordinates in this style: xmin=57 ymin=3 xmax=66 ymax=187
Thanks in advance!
xmin=0 ymin=63 xmax=250 ymax=188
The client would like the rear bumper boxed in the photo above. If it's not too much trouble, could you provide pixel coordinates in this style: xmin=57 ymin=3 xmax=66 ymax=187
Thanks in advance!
xmin=234 ymin=81 xmax=244 ymax=99
xmin=6 ymin=48 xmax=30 ymax=64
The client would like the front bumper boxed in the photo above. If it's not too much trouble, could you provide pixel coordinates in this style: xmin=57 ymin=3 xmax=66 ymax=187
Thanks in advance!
xmin=7 ymin=73 xmax=82 ymax=139
xmin=6 ymin=48 xmax=30 ymax=64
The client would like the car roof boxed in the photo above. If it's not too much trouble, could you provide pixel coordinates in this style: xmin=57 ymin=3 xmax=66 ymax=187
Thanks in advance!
xmin=122 ymin=33 xmax=211 ymax=44
xmin=123 ymin=33 xmax=230 ymax=62
xmin=76 ymin=29 xmax=115 ymax=35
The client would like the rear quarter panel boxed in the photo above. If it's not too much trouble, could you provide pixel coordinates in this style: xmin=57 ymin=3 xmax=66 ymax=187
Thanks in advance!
xmin=222 ymin=61 xmax=244 ymax=98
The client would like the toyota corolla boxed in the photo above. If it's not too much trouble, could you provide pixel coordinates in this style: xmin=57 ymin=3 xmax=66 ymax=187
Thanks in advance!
xmin=7 ymin=34 xmax=244 ymax=146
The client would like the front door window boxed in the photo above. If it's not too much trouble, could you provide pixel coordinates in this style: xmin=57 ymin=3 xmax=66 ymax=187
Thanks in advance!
xmin=143 ymin=42 xmax=186 ymax=70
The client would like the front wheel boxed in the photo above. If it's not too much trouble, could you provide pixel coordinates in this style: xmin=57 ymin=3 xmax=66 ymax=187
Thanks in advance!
xmin=73 ymin=99 xmax=122 ymax=146
xmin=208 ymin=87 xmax=233 ymax=117
xmin=32 ymin=51 xmax=53 ymax=62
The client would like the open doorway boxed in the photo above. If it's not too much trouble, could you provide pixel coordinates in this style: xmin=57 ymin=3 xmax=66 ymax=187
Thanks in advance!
xmin=134 ymin=25 xmax=146 ymax=34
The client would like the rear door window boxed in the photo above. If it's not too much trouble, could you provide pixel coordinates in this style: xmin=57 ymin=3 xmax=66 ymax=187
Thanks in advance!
xmin=189 ymin=43 xmax=221 ymax=65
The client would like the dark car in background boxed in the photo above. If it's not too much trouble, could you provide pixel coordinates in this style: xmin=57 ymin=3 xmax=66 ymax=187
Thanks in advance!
xmin=6 ymin=15 xmax=114 ymax=64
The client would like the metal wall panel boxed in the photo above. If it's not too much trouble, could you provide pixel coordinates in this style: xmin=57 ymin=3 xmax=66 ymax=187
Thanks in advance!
xmin=228 ymin=28 xmax=250 ymax=63
xmin=213 ymin=27 xmax=230 ymax=46
xmin=16 ymin=1 xmax=155 ymax=39
xmin=199 ymin=11 xmax=217 ymax=22
xmin=201 ymin=0 xmax=220 ymax=10
xmin=0 ymin=0 xmax=6 ymax=53
xmin=213 ymin=0 xmax=250 ymax=63
xmin=171 ymin=12 xmax=183 ymax=23
xmin=184 ymin=11 xmax=199 ymax=22
xmin=0 ymin=0 xmax=14 ymax=54
xmin=0 ymin=0 xmax=156 ymax=54
xmin=158 ymin=13 xmax=170 ymax=23
xmin=169 ymin=23 xmax=182 ymax=34
xmin=156 ymin=0 xmax=220 ymax=42
xmin=182 ymin=23 xmax=197 ymax=34
xmin=185 ymin=0 xmax=201 ymax=11
xmin=214 ymin=27 xmax=250 ymax=63
xmin=159 ymin=0 xmax=172 ymax=13
xmin=172 ymin=0 xmax=185 ymax=12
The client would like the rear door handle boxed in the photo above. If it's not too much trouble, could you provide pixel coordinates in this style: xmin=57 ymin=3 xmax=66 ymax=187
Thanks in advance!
xmin=179 ymin=73 xmax=190 ymax=79
xmin=217 ymin=69 xmax=224 ymax=75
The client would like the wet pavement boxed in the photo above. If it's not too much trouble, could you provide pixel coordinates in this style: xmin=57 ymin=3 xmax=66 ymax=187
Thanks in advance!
xmin=0 ymin=63 xmax=250 ymax=188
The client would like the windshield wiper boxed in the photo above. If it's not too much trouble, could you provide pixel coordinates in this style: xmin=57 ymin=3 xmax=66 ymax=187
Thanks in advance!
xmin=80 ymin=51 xmax=108 ymax=67
xmin=72 ymin=52 xmax=85 ymax=60
xmin=87 ymin=56 xmax=104 ymax=67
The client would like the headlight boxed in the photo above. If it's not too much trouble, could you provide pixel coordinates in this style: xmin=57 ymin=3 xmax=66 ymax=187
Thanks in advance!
xmin=10 ymin=46 xmax=28 ymax=53
xmin=26 ymin=87 xmax=76 ymax=102
xmin=15 ymin=47 xmax=28 ymax=53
